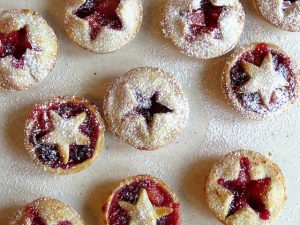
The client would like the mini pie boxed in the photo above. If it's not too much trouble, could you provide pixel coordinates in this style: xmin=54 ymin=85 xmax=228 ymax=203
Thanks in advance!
xmin=255 ymin=0 xmax=300 ymax=32
xmin=9 ymin=197 xmax=85 ymax=225
xmin=206 ymin=150 xmax=287 ymax=225
xmin=64 ymin=0 xmax=143 ymax=53
xmin=102 ymin=175 xmax=181 ymax=225
xmin=103 ymin=67 xmax=189 ymax=150
xmin=0 ymin=9 xmax=58 ymax=91
xmin=222 ymin=42 xmax=299 ymax=119
xmin=162 ymin=0 xmax=245 ymax=59
xmin=24 ymin=96 xmax=105 ymax=175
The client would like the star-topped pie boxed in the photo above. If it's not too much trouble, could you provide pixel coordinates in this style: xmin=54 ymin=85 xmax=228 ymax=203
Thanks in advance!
xmin=222 ymin=42 xmax=299 ymax=119
xmin=24 ymin=96 xmax=105 ymax=175
xmin=102 ymin=175 xmax=181 ymax=225
xmin=162 ymin=0 xmax=245 ymax=59
xmin=0 ymin=9 xmax=58 ymax=91
xmin=64 ymin=0 xmax=143 ymax=53
xmin=255 ymin=0 xmax=300 ymax=32
xmin=9 ymin=198 xmax=85 ymax=225
xmin=206 ymin=150 xmax=287 ymax=225
xmin=103 ymin=67 xmax=189 ymax=150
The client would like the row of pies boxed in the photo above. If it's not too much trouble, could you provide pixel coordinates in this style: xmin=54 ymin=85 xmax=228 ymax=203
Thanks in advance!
xmin=1 ymin=0 xmax=300 ymax=90
xmin=24 ymin=58 xmax=299 ymax=174
xmin=8 ymin=150 xmax=287 ymax=225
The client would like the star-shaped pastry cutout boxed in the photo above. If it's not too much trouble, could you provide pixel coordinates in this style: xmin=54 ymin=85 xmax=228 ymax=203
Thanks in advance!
xmin=41 ymin=111 xmax=90 ymax=164
xmin=0 ymin=27 xmax=33 ymax=69
xmin=130 ymin=91 xmax=173 ymax=128
xmin=241 ymin=53 xmax=289 ymax=107
xmin=218 ymin=157 xmax=271 ymax=220
xmin=74 ymin=0 xmax=123 ymax=40
xmin=118 ymin=188 xmax=173 ymax=225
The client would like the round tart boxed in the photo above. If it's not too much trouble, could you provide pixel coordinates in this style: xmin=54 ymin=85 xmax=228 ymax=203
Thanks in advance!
xmin=102 ymin=175 xmax=181 ymax=225
xmin=222 ymin=42 xmax=299 ymax=119
xmin=255 ymin=0 xmax=300 ymax=32
xmin=0 ymin=9 xmax=58 ymax=91
xmin=103 ymin=67 xmax=189 ymax=150
xmin=64 ymin=0 xmax=143 ymax=53
xmin=206 ymin=150 xmax=287 ymax=225
xmin=24 ymin=96 xmax=105 ymax=175
xmin=9 ymin=197 xmax=85 ymax=225
xmin=162 ymin=0 xmax=245 ymax=59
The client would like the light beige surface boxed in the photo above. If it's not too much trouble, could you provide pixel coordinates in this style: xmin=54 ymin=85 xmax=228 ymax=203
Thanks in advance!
xmin=0 ymin=0 xmax=299 ymax=225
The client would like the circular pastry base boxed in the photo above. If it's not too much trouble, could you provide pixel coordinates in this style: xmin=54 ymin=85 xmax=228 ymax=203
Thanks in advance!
xmin=222 ymin=42 xmax=300 ymax=120
xmin=24 ymin=96 xmax=105 ymax=175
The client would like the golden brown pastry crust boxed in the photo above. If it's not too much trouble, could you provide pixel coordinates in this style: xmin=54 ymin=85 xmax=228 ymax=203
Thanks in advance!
xmin=222 ymin=42 xmax=300 ymax=120
xmin=255 ymin=0 xmax=300 ymax=32
xmin=64 ymin=0 xmax=143 ymax=54
xmin=103 ymin=67 xmax=189 ymax=150
xmin=205 ymin=150 xmax=287 ymax=225
xmin=0 ymin=9 xmax=58 ymax=91
xmin=24 ymin=96 xmax=105 ymax=175
xmin=9 ymin=197 xmax=85 ymax=225
xmin=162 ymin=0 xmax=245 ymax=59
xmin=102 ymin=174 xmax=181 ymax=225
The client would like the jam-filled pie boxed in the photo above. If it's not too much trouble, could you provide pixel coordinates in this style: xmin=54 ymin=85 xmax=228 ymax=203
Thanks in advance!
xmin=162 ymin=0 xmax=245 ymax=59
xmin=9 ymin=197 xmax=85 ymax=225
xmin=206 ymin=150 xmax=287 ymax=225
xmin=103 ymin=67 xmax=189 ymax=150
xmin=24 ymin=96 xmax=105 ymax=175
xmin=64 ymin=0 xmax=143 ymax=53
xmin=0 ymin=9 xmax=58 ymax=91
xmin=102 ymin=175 xmax=181 ymax=225
xmin=222 ymin=42 xmax=299 ymax=119
xmin=255 ymin=0 xmax=300 ymax=32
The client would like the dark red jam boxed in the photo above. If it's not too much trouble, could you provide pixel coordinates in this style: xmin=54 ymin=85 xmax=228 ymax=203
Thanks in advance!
xmin=218 ymin=157 xmax=271 ymax=220
xmin=28 ymin=99 xmax=100 ymax=169
xmin=129 ymin=91 xmax=173 ymax=127
xmin=230 ymin=43 xmax=296 ymax=114
xmin=106 ymin=178 xmax=180 ymax=225
xmin=25 ymin=205 xmax=73 ymax=225
xmin=0 ymin=26 xmax=34 ymax=69
xmin=180 ymin=0 xmax=224 ymax=41
xmin=74 ymin=0 xmax=122 ymax=40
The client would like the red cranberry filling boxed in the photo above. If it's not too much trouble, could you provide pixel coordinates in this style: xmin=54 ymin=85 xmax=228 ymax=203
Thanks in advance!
xmin=230 ymin=43 xmax=296 ymax=114
xmin=218 ymin=157 xmax=271 ymax=220
xmin=25 ymin=205 xmax=73 ymax=225
xmin=180 ymin=0 xmax=224 ymax=41
xmin=28 ymin=100 xmax=100 ymax=169
xmin=128 ymin=91 xmax=173 ymax=128
xmin=74 ymin=0 xmax=123 ymax=40
xmin=0 ymin=27 xmax=34 ymax=69
xmin=106 ymin=178 xmax=180 ymax=225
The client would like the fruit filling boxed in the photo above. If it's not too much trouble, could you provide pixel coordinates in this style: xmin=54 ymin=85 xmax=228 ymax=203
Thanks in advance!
xmin=28 ymin=100 xmax=100 ymax=169
xmin=106 ymin=178 xmax=180 ymax=225
xmin=129 ymin=91 xmax=173 ymax=128
xmin=25 ymin=205 xmax=73 ymax=225
xmin=230 ymin=43 xmax=296 ymax=113
xmin=180 ymin=0 xmax=224 ymax=40
xmin=218 ymin=157 xmax=271 ymax=220
xmin=0 ymin=27 xmax=34 ymax=69
xmin=74 ymin=0 xmax=123 ymax=40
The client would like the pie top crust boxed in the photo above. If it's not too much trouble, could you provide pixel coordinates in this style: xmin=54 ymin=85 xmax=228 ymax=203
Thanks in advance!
xmin=0 ymin=9 xmax=58 ymax=91
xmin=255 ymin=0 xmax=300 ymax=32
xmin=222 ymin=42 xmax=299 ymax=120
xmin=103 ymin=67 xmax=189 ymax=150
xmin=162 ymin=0 xmax=245 ymax=59
xmin=102 ymin=175 xmax=181 ymax=225
xmin=24 ymin=96 xmax=105 ymax=175
xmin=9 ymin=198 xmax=85 ymax=225
xmin=64 ymin=0 xmax=143 ymax=53
xmin=206 ymin=150 xmax=287 ymax=225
